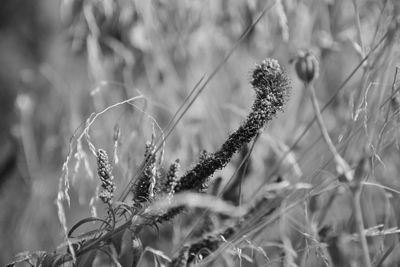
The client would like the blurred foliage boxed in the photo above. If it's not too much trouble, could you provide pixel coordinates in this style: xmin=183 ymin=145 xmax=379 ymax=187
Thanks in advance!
xmin=1 ymin=0 xmax=400 ymax=266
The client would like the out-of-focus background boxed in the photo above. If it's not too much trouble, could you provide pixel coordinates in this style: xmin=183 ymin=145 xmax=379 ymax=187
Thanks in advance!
xmin=1 ymin=0 xmax=399 ymax=266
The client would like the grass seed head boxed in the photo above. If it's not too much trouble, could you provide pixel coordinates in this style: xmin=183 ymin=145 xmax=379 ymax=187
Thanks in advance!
xmin=96 ymin=149 xmax=115 ymax=204
xmin=164 ymin=159 xmax=180 ymax=197
xmin=133 ymin=142 xmax=159 ymax=203
xmin=155 ymin=206 xmax=186 ymax=224
xmin=175 ymin=58 xmax=290 ymax=194
xmin=97 ymin=149 xmax=113 ymax=182
xmin=99 ymin=189 xmax=114 ymax=204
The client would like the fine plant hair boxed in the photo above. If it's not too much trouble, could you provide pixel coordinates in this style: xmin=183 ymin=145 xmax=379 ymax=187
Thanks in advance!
xmin=7 ymin=58 xmax=290 ymax=267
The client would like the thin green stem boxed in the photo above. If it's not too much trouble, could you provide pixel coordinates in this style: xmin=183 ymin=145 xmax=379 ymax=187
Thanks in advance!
xmin=351 ymin=187 xmax=372 ymax=267
xmin=305 ymin=83 xmax=353 ymax=181
xmin=306 ymin=82 xmax=372 ymax=267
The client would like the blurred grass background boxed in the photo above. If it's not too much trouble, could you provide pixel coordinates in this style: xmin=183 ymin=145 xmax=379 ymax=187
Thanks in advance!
xmin=0 ymin=0 xmax=399 ymax=266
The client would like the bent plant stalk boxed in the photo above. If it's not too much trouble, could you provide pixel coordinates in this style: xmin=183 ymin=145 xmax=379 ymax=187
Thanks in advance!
xmin=37 ymin=58 xmax=290 ymax=267
xmin=157 ymin=58 xmax=290 ymax=222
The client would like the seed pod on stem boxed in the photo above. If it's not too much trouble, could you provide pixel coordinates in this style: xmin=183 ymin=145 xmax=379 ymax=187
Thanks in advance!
xmin=294 ymin=51 xmax=319 ymax=83
xmin=295 ymin=50 xmax=371 ymax=267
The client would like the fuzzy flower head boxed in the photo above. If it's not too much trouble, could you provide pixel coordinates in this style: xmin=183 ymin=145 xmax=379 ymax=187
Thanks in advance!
xmin=175 ymin=58 xmax=290 ymax=194
xmin=97 ymin=149 xmax=113 ymax=182
xmin=133 ymin=142 xmax=159 ymax=203
xmin=163 ymin=159 xmax=180 ymax=197
xmin=252 ymin=59 xmax=281 ymax=91
xmin=251 ymin=58 xmax=289 ymax=114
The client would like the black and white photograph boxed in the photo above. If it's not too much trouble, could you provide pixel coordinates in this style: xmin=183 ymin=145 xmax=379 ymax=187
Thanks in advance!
xmin=1 ymin=0 xmax=400 ymax=266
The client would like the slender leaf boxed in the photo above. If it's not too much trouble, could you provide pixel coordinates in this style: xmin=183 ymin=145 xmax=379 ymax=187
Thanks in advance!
xmin=68 ymin=217 xmax=112 ymax=238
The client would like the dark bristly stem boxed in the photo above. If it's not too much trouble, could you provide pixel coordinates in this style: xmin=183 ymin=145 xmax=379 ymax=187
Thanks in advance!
xmin=31 ymin=58 xmax=290 ymax=267
xmin=174 ymin=58 xmax=289 ymax=194
xmin=157 ymin=58 xmax=290 ymax=224
xmin=118 ymin=2 xmax=276 ymax=204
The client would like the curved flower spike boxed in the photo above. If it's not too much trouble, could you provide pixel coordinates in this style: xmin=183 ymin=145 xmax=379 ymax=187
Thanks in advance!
xmin=175 ymin=58 xmax=290 ymax=193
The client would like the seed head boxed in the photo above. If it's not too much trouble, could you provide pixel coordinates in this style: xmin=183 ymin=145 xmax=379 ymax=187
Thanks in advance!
xmin=96 ymin=149 xmax=115 ymax=204
xmin=99 ymin=189 xmax=113 ymax=204
xmin=133 ymin=142 xmax=159 ymax=203
xmin=154 ymin=58 xmax=290 ymax=224
xmin=294 ymin=51 xmax=319 ymax=83
xmin=163 ymin=159 xmax=180 ymax=197
xmin=175 ymin=58 xmax=290 ymax=193
xmin=97 ymin=149 xmax=113 ymax=182
xmin=154 ymin=206 xmax=185 ymax=224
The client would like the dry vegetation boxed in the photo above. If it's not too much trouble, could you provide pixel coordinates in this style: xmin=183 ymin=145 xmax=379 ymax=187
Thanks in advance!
xmin=2 ymin=0 xmax=400 ymax=266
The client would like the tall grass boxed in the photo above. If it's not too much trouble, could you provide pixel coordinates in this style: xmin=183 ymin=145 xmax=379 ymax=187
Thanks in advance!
xmin=5 ymin=0 xmax=400 ymax=266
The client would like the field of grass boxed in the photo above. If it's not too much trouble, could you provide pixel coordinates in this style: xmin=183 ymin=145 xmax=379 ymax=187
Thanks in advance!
xmin=1 ymin=0 xmax=400 ymax=266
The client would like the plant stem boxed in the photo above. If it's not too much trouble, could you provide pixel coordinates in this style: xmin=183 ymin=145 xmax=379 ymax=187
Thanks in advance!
xmin=305 ymin=82 xmax=372 ymax=267
xmin=351 ymin=186 xmax=372 ymax=267
xmin=305 ymin=83 xmax=353 ymax=182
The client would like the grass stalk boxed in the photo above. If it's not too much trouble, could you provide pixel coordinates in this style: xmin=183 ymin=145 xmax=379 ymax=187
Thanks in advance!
xmin=305 ymin=83 xmax=353 ymax=182
xmin=305 ymin=82 xmax=372 ymax=267
xmin=351 ymin=185 xmax=372 ymax=267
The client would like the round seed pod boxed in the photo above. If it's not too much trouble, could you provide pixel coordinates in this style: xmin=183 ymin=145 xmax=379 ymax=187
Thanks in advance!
xmin=295 ymin=51 xmax=319 ymax=83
